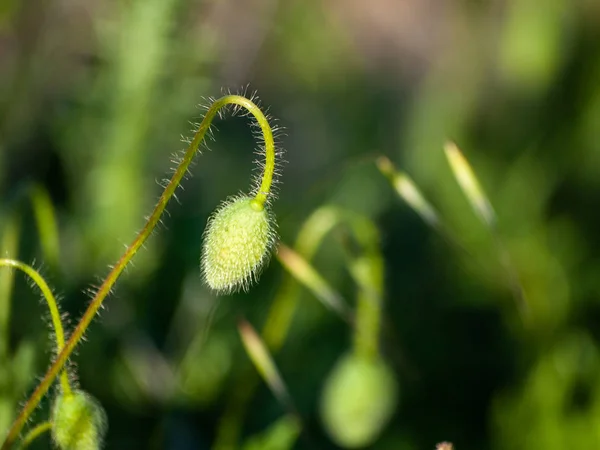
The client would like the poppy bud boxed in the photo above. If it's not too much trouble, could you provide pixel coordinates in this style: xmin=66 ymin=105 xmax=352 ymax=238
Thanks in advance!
xmin=51 ymin=390 xmax=107 ymax=450
xmin=320 ymin=353 xmax=398 ymax=448
xmin=201 ymin=195 xmax=276 ymax=293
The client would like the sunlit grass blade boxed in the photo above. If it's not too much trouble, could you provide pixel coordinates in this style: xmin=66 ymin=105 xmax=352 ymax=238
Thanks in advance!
xmin=276 ymin=243 xmax=353 ymax=323
xmin=376 ymin=155 xmax=470 ymax=256
xmin=444 ymin=142 xmax=528 ymax=318
xmin=376 ymin=156 xmax=441 ymax=229
xmin=237 ymin=318 xmax=293 ymax=412
xmin=444 ymin=141 xmax=496 ymax=228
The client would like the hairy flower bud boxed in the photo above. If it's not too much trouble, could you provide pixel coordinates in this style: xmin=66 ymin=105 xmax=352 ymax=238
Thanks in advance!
xmin=51 ymin=390 xmax=107 ymax=450
xmin=201 ymin=195 xmax=276 ymax=293
xmin=320 ymin=353 xmax=398 ymax=448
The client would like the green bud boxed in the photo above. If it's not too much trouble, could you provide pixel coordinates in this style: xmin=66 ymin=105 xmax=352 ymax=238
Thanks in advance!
xmin=320 ymin=353 xmax=398 ymax=448
xmin=51 ymin=390 xmax=107 ymax=450
xmin=201 ymin=195 xmax=276 ymax=293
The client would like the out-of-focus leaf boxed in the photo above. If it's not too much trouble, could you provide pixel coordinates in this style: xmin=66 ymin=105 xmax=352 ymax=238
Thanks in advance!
xmin=444 ymin=142 xmax=496 ymax=229
xmin=238 ymin=318 xmax=292 ymax=410
xmin=276 ymin=243 xmax=352 ymax=322
xmin=10 ymin=340 xmax=35 ymax=395
xmin=241 ymin=415 xmax=301 ymax=450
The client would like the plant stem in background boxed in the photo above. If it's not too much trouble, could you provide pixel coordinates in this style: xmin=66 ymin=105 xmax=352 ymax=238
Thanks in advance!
xmin=340 ymin=218 xmax=384 ymax=361
xmin=0 ymin=214 xmax=21 ymax=435
xmin=0 ymin=259 xmax=71 ymax=395
xmin=1 ymin=94 xmax=277 ymax=449
xmin=28 ymin=185 xmax=61 ymax=271
xmin=0 ymin=216 xmax=20 ymax=364
xmin=276 ymin=244 xmax=351 ymax=321
xmin=16 ymin=421 xmax=52 ymax=450
xmin=237 ymin=318 xmax=295 ymax=413
xmin=379 ymin=148 xmax=527 ymax=319
xmin=443 ymin=142 xmax=528 ymax=318
xmin=376 ymin=155 xmax=470 ymax=255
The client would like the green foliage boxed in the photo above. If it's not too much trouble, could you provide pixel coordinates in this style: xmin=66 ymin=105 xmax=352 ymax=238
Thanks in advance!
xmin=1 ymin=1 xmax=599 ymax=448
xmin=493 ymin=332 xmax=600 ymax=449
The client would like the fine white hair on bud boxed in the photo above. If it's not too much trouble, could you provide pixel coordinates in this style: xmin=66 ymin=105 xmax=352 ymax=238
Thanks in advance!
xmin=201 ymin=195 xmax=276 ymax=294
xmin=51 ymin=390 xmax=107 ymax=450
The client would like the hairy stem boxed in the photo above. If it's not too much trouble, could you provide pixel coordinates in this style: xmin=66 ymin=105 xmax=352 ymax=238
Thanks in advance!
xmin=0 ymin=259 xmax=71 ymax=394
xmin=1 ymin=95 xmax=276 ymax=449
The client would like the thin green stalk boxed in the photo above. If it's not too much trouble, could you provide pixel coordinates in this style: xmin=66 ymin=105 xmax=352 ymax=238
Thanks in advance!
xmin=345 ymin=250 xmax=383 ymax=361
xmin=353 ymin=289 xmax=379 ymax=359
xmin=28 ymin=185 xmax=60 ymax=271
xmin=237 ymin=318 xmax=294 ymax=413
xmin=17 ymin=421 xmax=52 ymax=450
xmin=0 ymin=215 xmax=20 ymax=362
xmin=334 ymin=212 xmax=384 ymax=360
xmin=0 ymin=214 xmax=21 ymax=435
xmin=443 ymin=142 xmax=528 ymax=317
xmin=1 ymin=94 xmax=276 ymax=449
xmin=0 ymin=259 xmax=71 ymax=395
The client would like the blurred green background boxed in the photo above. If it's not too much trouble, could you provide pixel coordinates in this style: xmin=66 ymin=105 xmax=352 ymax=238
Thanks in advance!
xmin=1 ymin=0 xmax=600 ymax=448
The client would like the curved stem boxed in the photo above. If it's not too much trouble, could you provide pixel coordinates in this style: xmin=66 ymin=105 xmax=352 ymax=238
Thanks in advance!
xmin=246 ymin=100 xmax=275 ymax=208
xmin=0 ymin=259 xmax=71 ymax=394
xmin=16 ymin=421 xmax=52 ymax=450
xmin=1 ymin=95 xmax=276 ymax=449
xmin=348 ymin=253 xmax=383 ymax=361
xmin=1 ymin=182 xmax=61 ymax=362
